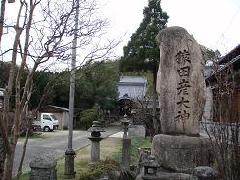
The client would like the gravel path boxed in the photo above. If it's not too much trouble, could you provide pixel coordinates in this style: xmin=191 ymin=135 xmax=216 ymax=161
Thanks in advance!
xmin=13 ymin=124 xmax=121 ymax=176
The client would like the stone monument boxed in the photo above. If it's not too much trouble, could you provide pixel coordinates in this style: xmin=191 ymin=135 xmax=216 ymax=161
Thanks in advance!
xmin=156 ymin=26 xmax=205 ymax=136
xmin=152 ymin=26 xmax=212 ymax=174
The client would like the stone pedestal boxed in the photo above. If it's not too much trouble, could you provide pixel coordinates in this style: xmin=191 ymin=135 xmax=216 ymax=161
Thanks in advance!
xmin=64 ymin=148 xmax=76 ymax=178
xmin=88 ymin=121 xmax=105 ymax=164
xmin=30 ymin=155 xmax=57 ymax=180
xmin=121 ymin=116 xmax=131 ymax=170
xmin=192 ymin=166 xmax=218 ymax=180
xmin=89 ymin=137 xmax=103 ymax=163
xmin=151 ymin=134 xmax=212 ymax=173
xmin=121 ymin=138 xmax=131 ymax=170
xmin=136 ymin=168 xmax=195 ymax=180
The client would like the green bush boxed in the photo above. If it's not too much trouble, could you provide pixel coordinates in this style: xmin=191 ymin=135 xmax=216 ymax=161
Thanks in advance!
xmin=112 ymin=137 xmax=152 ymax=165
xmin=79 ymin=159 xmax=120 ymax=180
xmin=79 ymin=108 xmax=98 ymax=130
xmin=130 ymin=137 xmax=151 ymax=164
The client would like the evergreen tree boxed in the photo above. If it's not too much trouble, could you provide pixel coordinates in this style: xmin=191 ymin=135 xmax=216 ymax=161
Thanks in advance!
xmin=120 ymin=0 xmax=168 ymax=134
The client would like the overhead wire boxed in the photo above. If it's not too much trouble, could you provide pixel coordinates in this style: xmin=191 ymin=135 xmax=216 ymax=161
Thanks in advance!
xmin=214 ymin=4 xmax=240 ymax=55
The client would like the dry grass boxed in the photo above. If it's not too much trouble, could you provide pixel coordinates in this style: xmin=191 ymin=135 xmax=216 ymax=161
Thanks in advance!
xmin=57 ymin=137 xmax=122 ymax=179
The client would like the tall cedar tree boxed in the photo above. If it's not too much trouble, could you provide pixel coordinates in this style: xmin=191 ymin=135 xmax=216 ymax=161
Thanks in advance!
xmin=120 ymin=0 xmax=168 ymax=134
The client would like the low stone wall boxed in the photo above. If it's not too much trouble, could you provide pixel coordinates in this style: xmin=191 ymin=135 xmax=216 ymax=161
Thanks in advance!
xmin=128 ymin=125 xmax=146 ymax=137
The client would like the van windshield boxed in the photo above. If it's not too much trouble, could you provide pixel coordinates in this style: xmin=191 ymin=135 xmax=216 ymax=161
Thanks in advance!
xmin=50 ymin=115 xmax=57 ymax=121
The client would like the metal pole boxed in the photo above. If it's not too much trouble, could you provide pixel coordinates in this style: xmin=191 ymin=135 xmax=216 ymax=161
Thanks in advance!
xmin=64 ymin=0 xmax=79 ymax=178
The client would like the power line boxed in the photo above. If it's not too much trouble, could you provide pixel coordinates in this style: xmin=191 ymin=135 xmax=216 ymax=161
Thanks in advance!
xmin=214 ymin=4 xmax=240 ymax=54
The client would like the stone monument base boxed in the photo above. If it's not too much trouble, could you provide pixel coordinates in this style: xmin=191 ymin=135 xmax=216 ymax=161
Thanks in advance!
xmin=136 ymin=167 xmax=194 ymax=180
xmin=151 ymin=134 xmax=212 ymax=173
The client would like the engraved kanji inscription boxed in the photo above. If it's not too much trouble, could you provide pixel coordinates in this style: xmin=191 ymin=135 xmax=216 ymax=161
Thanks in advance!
xmin=176 ymin=97 xmax=190 ymax=109
xmin=177 ymin=66 xmax=190 ymax=77
xmin=177 ymin=79 xmax=191 ymax=95
xmin=175 ymin=50 xmax=191 ymax=65
xmin=175 ymin=110 xmax=190 ymax=122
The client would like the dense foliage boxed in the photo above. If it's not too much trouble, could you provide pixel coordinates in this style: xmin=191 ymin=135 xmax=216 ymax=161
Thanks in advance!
xmin=75 ymin=61 xmax=119 ymax=111
xmin=0 ymin=61 xmax=10 ymax=87
xmin=0 ymin=60 xmax=119 ymax=112
xmin=79 ymin=108 xmax=98 ymax=129
xmin=120 ymin=0 xmax=168 ymax=74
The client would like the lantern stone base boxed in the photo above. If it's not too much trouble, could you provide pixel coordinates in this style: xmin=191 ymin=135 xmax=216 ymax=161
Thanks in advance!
xmin=88 ymin=137 xmax=104 ymax=163
xmin=151 ymin=134 xmax=212 ymax=173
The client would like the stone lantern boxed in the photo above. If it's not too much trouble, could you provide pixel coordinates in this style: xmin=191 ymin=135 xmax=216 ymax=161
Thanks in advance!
xmin=88 ymin=121 xmax=105 ymax=163
xmin=142 ymin=155 xmax=160 ymax=180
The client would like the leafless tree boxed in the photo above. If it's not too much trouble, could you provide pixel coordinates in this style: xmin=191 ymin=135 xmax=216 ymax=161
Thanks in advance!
xmin=202 ymin=59 xmax=240 ymax=180
xmin=133 ymin=96 xmax=157 ymax=138
xmin=0 ymin=0 xmax=119 ymax=179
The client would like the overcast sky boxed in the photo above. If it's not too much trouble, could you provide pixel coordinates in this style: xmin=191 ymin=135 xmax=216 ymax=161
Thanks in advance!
xmin=101 ymin=0 xmax=240 ymax=57
xmin=2 ymin=0 xmax=240 ymax=65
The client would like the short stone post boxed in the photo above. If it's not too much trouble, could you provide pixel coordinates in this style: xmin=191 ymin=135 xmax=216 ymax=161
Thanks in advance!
xmin=121 ymin=115 xmax=131 ymax=170
xmin=142 ymin=155 xmax=160 ymax=180
xmin=29 ymin=155 xmax=57 ymax=180
xmin=192 ymin=166 xmax=218 ymax=180
xmin=88 ymin=121 xmax=105 ymax=163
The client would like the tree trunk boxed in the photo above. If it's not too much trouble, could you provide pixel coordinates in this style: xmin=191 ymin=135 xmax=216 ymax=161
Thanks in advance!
xmin=16 ymin=128 xmax=29 ymax=179
xmin=3 ymin=147 xmax=15 ymax=180
xmin=0 ymin=137 xmax=6 ymax=178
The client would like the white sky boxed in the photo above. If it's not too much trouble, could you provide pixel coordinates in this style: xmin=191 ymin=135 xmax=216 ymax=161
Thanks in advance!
xmin=2 ymin=0 xmax=240 ymax=67
xmin=101 ymin=0 xmax=240 ymax=57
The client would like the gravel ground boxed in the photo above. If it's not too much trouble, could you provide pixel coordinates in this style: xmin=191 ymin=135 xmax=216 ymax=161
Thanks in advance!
xmin=13 ymin=124 xmax=122 ymax=176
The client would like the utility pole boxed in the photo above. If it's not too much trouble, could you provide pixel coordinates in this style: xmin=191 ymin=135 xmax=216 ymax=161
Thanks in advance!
xmin=64 ymin=0 xmax=79 ymax=178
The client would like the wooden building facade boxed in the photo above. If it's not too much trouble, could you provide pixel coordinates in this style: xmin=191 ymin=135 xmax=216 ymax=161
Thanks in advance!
xmin=206 ymin=44 xmax=240 ymax=123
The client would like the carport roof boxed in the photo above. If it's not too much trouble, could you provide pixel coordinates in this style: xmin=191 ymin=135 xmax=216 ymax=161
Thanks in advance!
xmin=41 ymin=105 xmax=69 ymax=112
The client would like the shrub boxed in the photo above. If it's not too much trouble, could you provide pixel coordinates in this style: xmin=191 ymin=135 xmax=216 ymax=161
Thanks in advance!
xmin=79 ymin=108 xmax=98 ymax=129
xmin=130 ymin=137 xmax=151 ymax=164
xmin=79 ymin=159 xmax=120 ymax=180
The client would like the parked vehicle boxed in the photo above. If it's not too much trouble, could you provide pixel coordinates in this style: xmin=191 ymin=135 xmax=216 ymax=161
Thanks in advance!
xmin=32 ymin=113 xmax=59 ymax=132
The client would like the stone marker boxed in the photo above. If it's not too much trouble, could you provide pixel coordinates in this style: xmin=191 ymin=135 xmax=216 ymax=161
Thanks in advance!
xmin=156 ymin=26 xmax=206 ymax=136
xmin=29 ymin=155 xmax=57 ymax=180
xmin=151 ymin=26 xmax=212 ymax=176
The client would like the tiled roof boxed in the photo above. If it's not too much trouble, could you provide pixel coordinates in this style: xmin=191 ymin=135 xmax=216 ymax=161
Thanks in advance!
xmin=218 ymin=44 xmax=240 ymax=65
xmin=119 ymin=76 xmax=147 ymax=84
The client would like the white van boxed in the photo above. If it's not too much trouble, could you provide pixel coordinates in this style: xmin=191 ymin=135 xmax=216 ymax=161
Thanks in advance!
xmin=33 ymin=113 xmax=59 ymax=132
